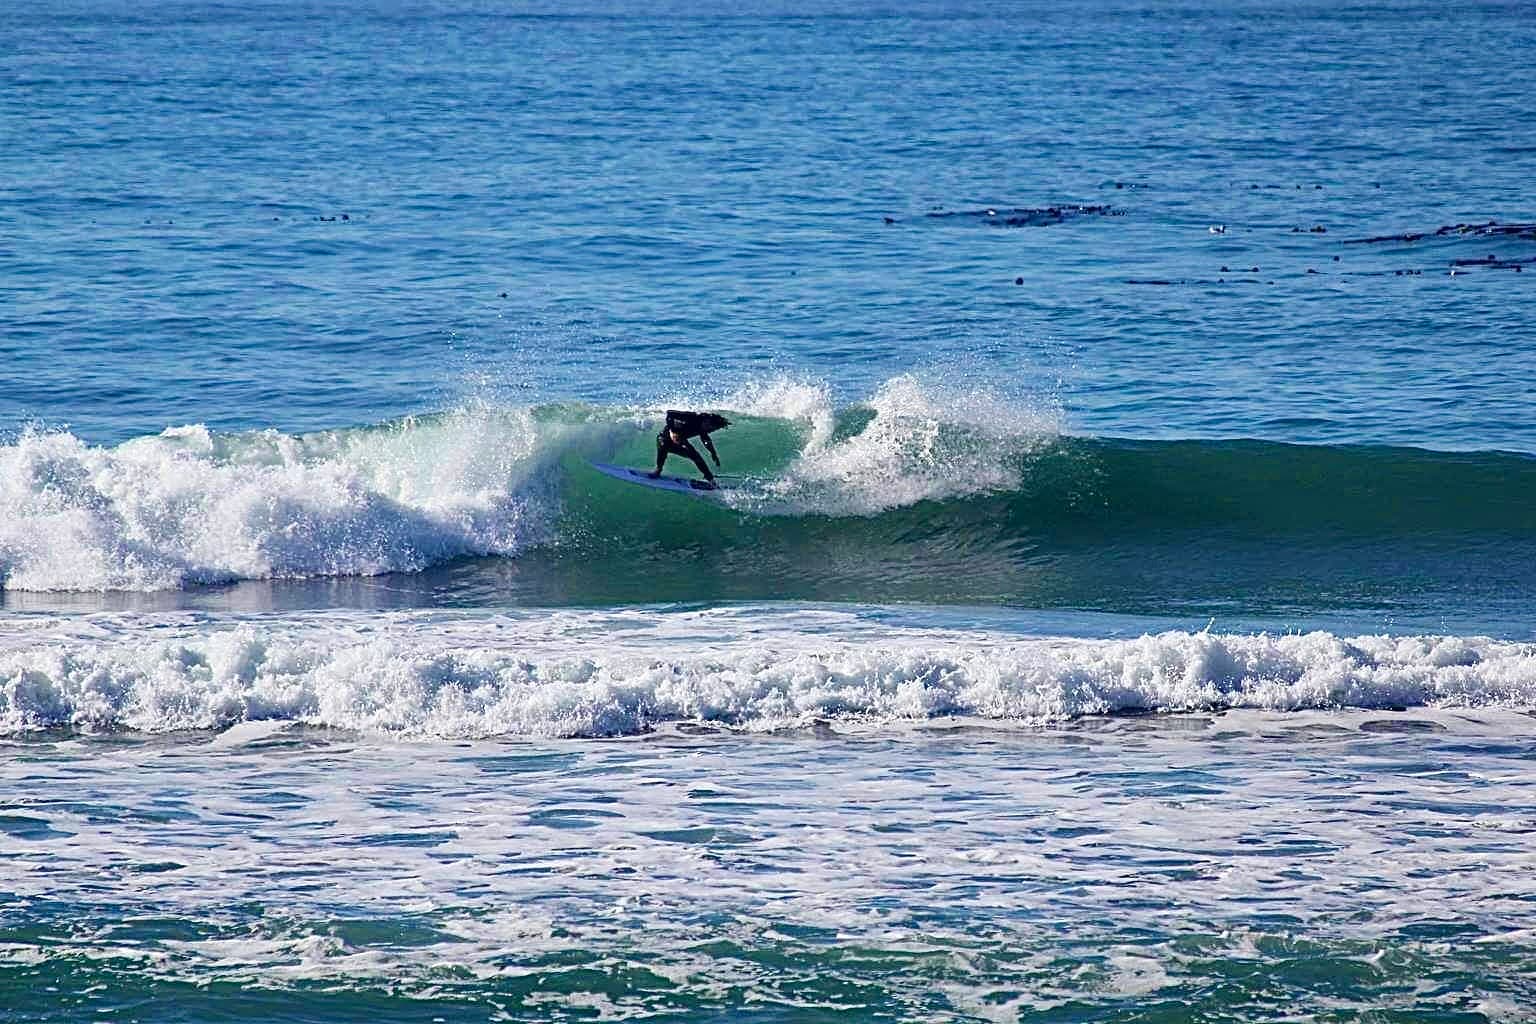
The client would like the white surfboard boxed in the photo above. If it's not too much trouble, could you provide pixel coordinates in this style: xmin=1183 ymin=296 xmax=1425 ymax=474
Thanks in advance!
xmin=589 ymin=461 xmax=732 ymax=496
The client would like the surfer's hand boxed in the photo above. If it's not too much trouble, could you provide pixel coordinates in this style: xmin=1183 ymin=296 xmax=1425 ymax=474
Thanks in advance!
xmin=712 ymin=456 xmax=721 ymax=466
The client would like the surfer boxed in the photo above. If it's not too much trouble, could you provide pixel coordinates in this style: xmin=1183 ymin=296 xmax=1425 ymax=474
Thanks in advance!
xmin=651 ymin=410 xmax=730 ymax=484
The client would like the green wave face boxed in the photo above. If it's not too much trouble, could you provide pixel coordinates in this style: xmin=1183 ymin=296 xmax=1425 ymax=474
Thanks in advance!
xmin=541 ymin=404 xmax=1536 ymax=620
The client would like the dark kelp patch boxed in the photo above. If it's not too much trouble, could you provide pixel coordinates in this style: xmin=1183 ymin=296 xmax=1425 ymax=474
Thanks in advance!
xmin=918 ymin=204 xmax=1122 ymax=227
xmin=1344 ymin=221 xmax=1536 ymax=245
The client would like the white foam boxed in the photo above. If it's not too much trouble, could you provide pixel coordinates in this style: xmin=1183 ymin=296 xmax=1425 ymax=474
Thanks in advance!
xmin=0 ymin=406 xmax=584 ymax=592
xmin=2 ymin=610 xmax=1533 ymax=739
xmin=720 ymin=377 xmax=838 ymax=450
xmin=749 ymin=374 xmax=1061 ymax=515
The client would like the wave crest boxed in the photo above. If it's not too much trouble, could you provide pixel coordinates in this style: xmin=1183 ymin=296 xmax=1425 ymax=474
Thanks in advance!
xmin=4 ymin=375 xmax=1531 ymax=599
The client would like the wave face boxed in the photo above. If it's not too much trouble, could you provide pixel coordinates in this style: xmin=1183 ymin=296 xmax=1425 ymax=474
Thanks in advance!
xmin=3 ymin=610 xmax=1535 ymax=739
xmin=2 ymin=376 xmax=1534 ymax=620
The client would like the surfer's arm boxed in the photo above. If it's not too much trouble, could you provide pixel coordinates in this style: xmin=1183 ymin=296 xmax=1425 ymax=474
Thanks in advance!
xmin=699 ymin=432 xmax=720 ymax=466
xmin=652 ymin=434 xmax=667 ymax=477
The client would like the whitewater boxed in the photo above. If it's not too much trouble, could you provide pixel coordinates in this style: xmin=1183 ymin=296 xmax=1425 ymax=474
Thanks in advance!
xmin=4 ymin=607 xmax=1536 ymax=739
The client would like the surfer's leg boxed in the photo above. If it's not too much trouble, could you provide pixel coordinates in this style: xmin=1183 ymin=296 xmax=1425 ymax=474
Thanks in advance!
xmin=677 ymin=439 xmax=714 ymax=481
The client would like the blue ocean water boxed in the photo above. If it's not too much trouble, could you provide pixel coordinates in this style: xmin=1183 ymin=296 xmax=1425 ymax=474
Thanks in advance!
xmin=4 ymin=1 xmax=1536 ymax=1020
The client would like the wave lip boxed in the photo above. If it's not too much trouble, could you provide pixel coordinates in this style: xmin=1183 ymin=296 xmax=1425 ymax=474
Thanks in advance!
xmin=3 ymin=616 xmax=1533 ymax=739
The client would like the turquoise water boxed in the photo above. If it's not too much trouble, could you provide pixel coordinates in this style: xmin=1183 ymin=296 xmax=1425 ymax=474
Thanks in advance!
xmin=4 ymin=1 xmax=1536 ymax=1020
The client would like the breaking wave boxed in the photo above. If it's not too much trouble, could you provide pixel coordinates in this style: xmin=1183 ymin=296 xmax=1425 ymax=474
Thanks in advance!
xmin=1 ymin=375 xmax=1533 ymax=612
xmin=0 ymin=406 xmax=566 ymax=591
xmin=2 ymin=610 xmax=1533 ymax=738
xmin=0 ymin=376 xmax=1057 ymax=592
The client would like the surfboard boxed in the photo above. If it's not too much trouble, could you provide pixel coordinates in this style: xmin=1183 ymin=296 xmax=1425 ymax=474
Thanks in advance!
xmin=589 ymin=462 xmax=731 ymax=496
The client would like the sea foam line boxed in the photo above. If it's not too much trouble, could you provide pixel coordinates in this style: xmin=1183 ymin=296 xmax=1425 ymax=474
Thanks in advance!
xmin=2 ymin=617 xmax=1532 ymax=739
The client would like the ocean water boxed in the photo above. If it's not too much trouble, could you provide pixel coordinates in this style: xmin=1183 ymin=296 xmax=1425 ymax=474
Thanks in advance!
xmin=4 ymin=0 xmax=1536 ymax=1020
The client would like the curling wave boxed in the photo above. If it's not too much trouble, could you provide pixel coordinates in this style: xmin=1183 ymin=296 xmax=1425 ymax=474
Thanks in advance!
xmin=2 ymin=376 xmax=1534 ymax=616
xmin=0 ymin=376 xmax=1059 ymax=593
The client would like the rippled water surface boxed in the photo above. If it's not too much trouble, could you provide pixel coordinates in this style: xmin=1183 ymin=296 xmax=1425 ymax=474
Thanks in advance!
xmin=6 ymin=715 xmax=1536 ymax=1021
xmin=5 ymin=0 xmax=1535 ymax=450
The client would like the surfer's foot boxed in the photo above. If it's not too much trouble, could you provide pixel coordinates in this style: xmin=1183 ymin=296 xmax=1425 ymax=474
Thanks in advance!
xmin=646 ymin=471 xmax=660 ymax=479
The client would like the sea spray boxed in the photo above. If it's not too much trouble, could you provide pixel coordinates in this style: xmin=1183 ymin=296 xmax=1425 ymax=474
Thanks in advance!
xmin=747 ymin=374 xmax=1063 ymax=515
xmin=721 ymin=377 xmax=838 ymax=450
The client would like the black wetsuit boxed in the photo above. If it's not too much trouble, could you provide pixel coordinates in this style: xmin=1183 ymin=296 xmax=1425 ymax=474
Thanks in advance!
xmin=654 ymin=410 xmax=729 ymax=482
